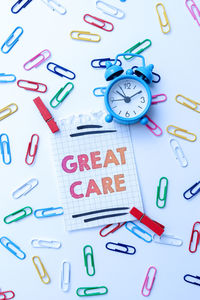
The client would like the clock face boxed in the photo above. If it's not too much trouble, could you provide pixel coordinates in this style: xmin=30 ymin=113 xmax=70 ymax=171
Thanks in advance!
xmin=107 ymin=77 xmax=150 ymax=120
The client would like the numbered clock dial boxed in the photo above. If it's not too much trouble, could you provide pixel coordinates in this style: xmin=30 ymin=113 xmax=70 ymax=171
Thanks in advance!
xmin=108 ymin=78 xmax=149 ymax=119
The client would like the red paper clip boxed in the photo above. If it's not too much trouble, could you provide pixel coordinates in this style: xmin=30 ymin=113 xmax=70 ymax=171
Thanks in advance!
xmin=25 ymin=134 xmax=39 ymax=165
xmin=17 ymin=80 xmax=47 ymax=93
xmin=83 ymin=14 xmax=114 ymax=32
xmin=141 ymin=266 xmax=157 ymax=297
xmin=99 ymin=222 xmax=126 ymax=237
xmin=129 ymin=207 xmax=165 ymax=236
xmin=145 ymin=116 xmax=162 ymax=136
xmin=189 ymin=221 xmax=200 ymax=253
xmin=0 ymin=290 xmax=15 ymax=299
xmin=33 ymin=97 xmax=59 ymax=133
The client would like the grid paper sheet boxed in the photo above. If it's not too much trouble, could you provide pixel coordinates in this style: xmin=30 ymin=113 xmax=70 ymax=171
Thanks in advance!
xmin=51 ymin=111 xmax=143 ymax=231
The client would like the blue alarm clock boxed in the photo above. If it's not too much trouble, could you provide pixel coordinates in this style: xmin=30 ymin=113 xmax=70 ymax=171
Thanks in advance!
xmin=103 ymin=53 xmax=154 ymax=125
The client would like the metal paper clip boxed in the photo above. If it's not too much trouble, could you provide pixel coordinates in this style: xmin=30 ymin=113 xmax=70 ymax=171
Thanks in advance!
xmin=83 ymin=245 xmax=95 ymax=276
xmin=93 ymin=87 xmax=106 ymax=97
xmin=0 ymin=236 xmax=26 ymax=260
xmin=31 ymin=239 xmax=61 ymax=249
xmin=47 ymin=62 xmax=76 ymax=79
xmin=76 ymin=286 xmax=108 ymax=297
xmin=141 ymin=266 xmax=157 ymax=297
xmin=0 ymin=134 xmax=11 ymax=165
xmin=189 ymin=222 xmax=200 ymax=253
xmin=152 ymin=94 xmax=167 ymax=104
xmin=184 ymin=274 xmax=200 ymax=286
xmin=153 ymin=234 xmax=183 ymax=246
xmin=50 ymin=82 xmax=74 ymax=108
xmin=170 ymin=139 xmax=188 ymax=167
xmin=124 ymin=39 xmax=152 ymax=60
xmin=11 ymin=0 xmax=33 ymax=14
xmin=156 ymin=177 xmax=168 ymax=208
xmin=83 ymin=14 xmax=114 ymax=32
xmin=0 ymin=290 xmax=15 ymax=299
xmin=1 ymin=27 xmax=23 ymax=54
xmin=184 ymin=181 xmax=200 ymax=200
xmin=0 ymin=73 xmax=16 ymax=83
xmin=41 ymin=0 xmax=66 ymax=15
xmin=96 ymin=0 xmax=125 ymax=19
xmin=70 ymin=31 xmax=101 ymax=42
xmin=125 ymin=222 xmax=152 ymax=243
xmin=32 ymin=256 xmax=50 ymax=284
xmin=34 ymin=207 xmax=64 ymax=218
xmin=106 ymin=242 xmax=136 ymax=255
xmin=167 ymin=125 xmax=197 ymax=142
xmin=61 ymin=261 xmax=70 ymax=292
xmin=156 ymin=3 xmax=170 ymax=34
xmin=91 ymin=58 xmax=122 ymax=69
xmin=17 ymin=80 xmax=47 ymax=93
xmin=99 ymin=222 xmax=126 ymax=237
xmin=185 ymin=0 xmax=200 ymax=26
xmin=131 ymin=66 xmax=160 ymax=83
xmin=145 ymin=116 xmax=162 ymax=136
xmin=0 ymin=103 xmax=18 ymax=121
xmin=23 ymin=49 xmax=51 ymax=71
xmin=4 ymin=206 xmax=33 ymax=224
xmin=25 ymin=134 xmax=39 ymax=165
xmin=175 ymin=94 xmax=200 ymax=113
xmin=12 ymin=178 xmax=38 ymax=199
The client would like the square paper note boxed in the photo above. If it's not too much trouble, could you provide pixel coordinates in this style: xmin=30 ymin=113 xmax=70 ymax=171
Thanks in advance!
xmin=51 ymin=111 xmax=143 ymax=231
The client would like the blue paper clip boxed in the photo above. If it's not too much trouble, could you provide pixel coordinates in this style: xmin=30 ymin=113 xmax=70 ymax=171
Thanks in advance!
xmin=34 ymin=207 xmax=64 ymax=218
xmin=11 ymin=0 xmax=33 ymax=14
xmin=0 ymin=134 xmax=11 ymax=165
xmin=93 ymin=87 xmax=106 ymax=97
xmin=125 ymin=221 xmax=152 ymax=243
xmin=105 ymin=242 xmax=136 ymax=255
xmin=184 ymin=274 xmax=200 ymax=286
xmin=47 ymin=62 xmax=76 ymax=80
xmin=0 ymin=236 xmax=26 ymax=260
xmin=1 ymin=27 xmax=24 ymax=54
xmin=0 ymin=73 xmax=16 ymax=83
xmin=183 ymin=181 xmax=200 ymax=200
xmin=91 ymin=58 xmax=122 ymax=69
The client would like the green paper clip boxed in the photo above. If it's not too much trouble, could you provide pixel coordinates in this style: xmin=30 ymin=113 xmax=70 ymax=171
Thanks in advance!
xmin=50 ymin=82 xmax=74 ymax=108
xmin=4 ymin=206 xmax=33 ymax=224
xmin=76 ymin=286 xmax=108 ymax=297
xmin=156 ymin=177 xmax=168 ymax=208
xmin=83 ymin=245 xmax=95 ymax=276
xmin=124 ymin=39 xmax=152 ymax=60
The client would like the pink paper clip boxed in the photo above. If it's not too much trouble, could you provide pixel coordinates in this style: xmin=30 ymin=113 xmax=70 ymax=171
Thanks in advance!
xmin=99 ymin=222 xmax=126 ymax=237
xmin=141 ymin=266 xmax=157 ymax=297
xmin=145 ymin=116 xmax=162 ymax=136
xmin=83 ymin=14 xmax=114 ymax=32
xmin=23 ymin=49 xmax=51 ymax=71
xmin=185 ymin=0 xmax=200 ymax=26
xmin=152 ymin=94 xmax=167 ymax=105
xmin=0 ymin=290 xmax=15 ymax=299
xmin=25 ymin=134 xmax=39 ymax=165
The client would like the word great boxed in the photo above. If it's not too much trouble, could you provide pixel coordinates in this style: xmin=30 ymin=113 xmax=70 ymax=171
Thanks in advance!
xmin=62 ymin=147 xmax=127 ymax=199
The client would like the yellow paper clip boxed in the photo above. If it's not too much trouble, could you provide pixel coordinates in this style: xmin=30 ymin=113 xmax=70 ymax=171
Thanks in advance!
xmin=32 ymin=256 xmax=50 ymax=284
xmin=175 ymin=94 xmax=200 ymax=113
xmin=70 ymin=31 xmax=101 ymax=42
xmin=0 ymin=103 xmax=18 ymax=121
xmin=167 ymin=125 xmax=197 ymax=142
xmin=156 ymin=3 xmax=171 ymax=34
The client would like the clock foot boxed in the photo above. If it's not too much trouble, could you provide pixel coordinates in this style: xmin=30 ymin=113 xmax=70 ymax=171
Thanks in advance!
xmin=105 ymin=114 xmax=113 ymax=123
xmin=140 ymin=117 xmax=148 ymax=125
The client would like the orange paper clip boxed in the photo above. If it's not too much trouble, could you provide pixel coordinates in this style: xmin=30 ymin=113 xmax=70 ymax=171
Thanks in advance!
xmin=25 ymin=134 xmax=39 ymax=165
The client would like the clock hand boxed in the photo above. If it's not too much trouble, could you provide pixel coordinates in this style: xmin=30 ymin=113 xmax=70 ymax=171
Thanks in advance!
xmin=119 ymin=85 xmax=126 ymax=97
xmin=111 ymin=98 xmax=125 ymax=102
xmin=130 ymin=90 xmax=142 ymax=98
xmin=116 ymin=91 xmax=126 ymax=98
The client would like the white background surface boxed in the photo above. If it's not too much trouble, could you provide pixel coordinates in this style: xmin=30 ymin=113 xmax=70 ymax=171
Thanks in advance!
xmin=0 ymin=0 xmax=200 ymax=299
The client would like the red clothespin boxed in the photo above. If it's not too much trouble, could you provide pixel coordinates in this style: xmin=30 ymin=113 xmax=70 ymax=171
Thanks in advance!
xmin=99 ymin=222 xmax=126 ymax=237
xmin=129 ymin=207 xmax=165 ymax=236
xmin=25 ymin=134 xmax=39 ymax=165
xmin=33 ymin=97 xmax=59 ymax=133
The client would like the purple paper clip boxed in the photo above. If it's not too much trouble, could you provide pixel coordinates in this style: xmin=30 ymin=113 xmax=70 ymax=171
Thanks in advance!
xmin=23 ymin=49 xmax=51 ymax=71
xmin=185 ymin=0 xmax=200 ymax=26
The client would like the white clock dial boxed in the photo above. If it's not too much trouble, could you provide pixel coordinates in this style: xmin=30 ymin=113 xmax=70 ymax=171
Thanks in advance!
xmin=108 ymin=78 xmax=149 ymax=119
